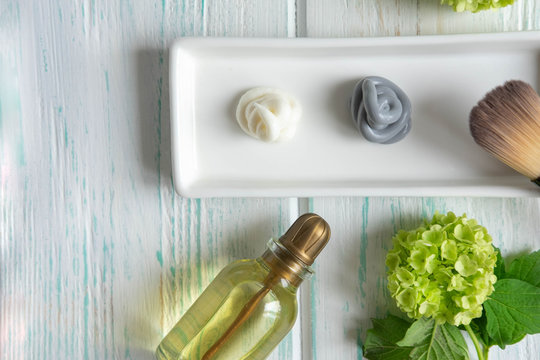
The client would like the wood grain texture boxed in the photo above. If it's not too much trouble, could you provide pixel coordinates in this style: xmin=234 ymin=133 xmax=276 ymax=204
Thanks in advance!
xmin=304 ymin=0 xmax=540 ymax=36
xmin=2 ymin=0 xmax=540 ymax=360
xmin=0 ymin=1 xmax=298 ymax=359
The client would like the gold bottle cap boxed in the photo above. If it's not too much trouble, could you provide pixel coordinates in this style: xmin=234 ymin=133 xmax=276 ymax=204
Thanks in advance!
xmin=279 ymin=213 xmax=331 ymax=266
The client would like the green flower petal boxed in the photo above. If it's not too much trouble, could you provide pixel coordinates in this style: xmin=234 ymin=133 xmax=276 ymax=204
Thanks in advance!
xmin=386 ymin=252 xmax=401 ymax=272
xmin=455 ymin=254 xmax=478 ymax=277
xmin=422 ymin=230 xmax=444 ymax=245
xmin=441 ymin=211 xmax=457 ymax=224
xmin=386 ymin=211 xmax=496 ymax=326
xmin=396 ymin=288 xmax=418 ymax=313
xmin=448 ymin=274 xmax=468 ymax=291
xmin=425 ymin=254 xmax=439 ymax=274
xmin=425 ymin=286 xmax=442 ymax=304
xmin=441 ymin=240 xmax=457 ymax=261
xmin=454 ymin=224 xmax=475 ymax=242
xmin=396 ymin=267 xmax=415 ymax=287
xmin=419 ymin=302 xmax=439 ymax=317
xmin=388 ymin=274 xmax=400 ymax=296
xmin=409 ymin=247 xmax=430 ymax=274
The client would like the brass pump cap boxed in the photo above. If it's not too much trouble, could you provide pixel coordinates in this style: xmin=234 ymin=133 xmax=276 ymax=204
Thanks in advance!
xmin=279 ymin=213 xmax=331 ymax=266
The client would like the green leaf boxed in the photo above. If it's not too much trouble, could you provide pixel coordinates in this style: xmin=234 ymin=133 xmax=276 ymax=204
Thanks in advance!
xmin=484 ymin=278 xmax=540 ymax=346
xmin=506 ymin=250 xmax=540 ymax=287
xmin=363 ymin=315 xmax=412 ymax=360
xmin=471 ymin=250 xmax=536 ymax=350
xmin=470 ymin=311 xmax=525 ymax=349
xmin=493 ymin=247 xmax=505 ymax=280
xmin=396 ymin=318 xmax=469 ymax=360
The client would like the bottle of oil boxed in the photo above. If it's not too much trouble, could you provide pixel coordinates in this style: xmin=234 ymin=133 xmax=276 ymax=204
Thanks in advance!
xmin=155 ymin=213 xmax=331 ymax=360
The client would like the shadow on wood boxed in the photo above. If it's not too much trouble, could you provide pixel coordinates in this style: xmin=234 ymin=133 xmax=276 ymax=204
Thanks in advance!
xmin=135 ymin=48 xmax=173 ymax=189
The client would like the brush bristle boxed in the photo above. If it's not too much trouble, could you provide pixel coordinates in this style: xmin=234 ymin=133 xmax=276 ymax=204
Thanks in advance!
xmin=469 ymin=80 xmax=540 ymax=180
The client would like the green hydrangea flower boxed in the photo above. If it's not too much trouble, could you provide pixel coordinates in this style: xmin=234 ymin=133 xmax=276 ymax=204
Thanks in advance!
xmin=386 ymin=211 xmax=497 ymax=326
xmin=441 ymin=0 xmax=515 ymax=12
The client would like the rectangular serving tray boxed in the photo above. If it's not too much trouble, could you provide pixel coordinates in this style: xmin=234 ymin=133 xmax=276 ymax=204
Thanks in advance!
xmin=170 ymin=32 xmax=540 ymax=198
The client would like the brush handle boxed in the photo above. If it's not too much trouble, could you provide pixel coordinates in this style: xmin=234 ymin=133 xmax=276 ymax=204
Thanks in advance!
xmin=533 ymin=178 xmax=540 ymax=187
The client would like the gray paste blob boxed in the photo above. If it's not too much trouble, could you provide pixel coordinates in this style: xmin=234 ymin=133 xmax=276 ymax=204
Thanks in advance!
xmin=350 ymin=76 xmax=412 ymax=144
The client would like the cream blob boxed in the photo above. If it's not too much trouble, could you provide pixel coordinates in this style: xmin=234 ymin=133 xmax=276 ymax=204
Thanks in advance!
xmin=350 ymin=76 xmax=412 ymax=144
xmin=236 ymin=87 xmax=302 ymax=142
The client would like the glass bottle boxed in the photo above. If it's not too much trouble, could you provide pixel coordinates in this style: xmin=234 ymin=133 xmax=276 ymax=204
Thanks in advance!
xmin=155 ymin=213 xmax=331 ymax=360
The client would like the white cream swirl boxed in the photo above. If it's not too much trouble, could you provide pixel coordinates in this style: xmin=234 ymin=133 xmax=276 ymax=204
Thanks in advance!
xmin=236 ymin=87 xmax=302 ymax=142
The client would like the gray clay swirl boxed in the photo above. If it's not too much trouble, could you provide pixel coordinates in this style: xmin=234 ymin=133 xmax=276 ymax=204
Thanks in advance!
xmin=350 ymin=76 xmax=412 ymax=144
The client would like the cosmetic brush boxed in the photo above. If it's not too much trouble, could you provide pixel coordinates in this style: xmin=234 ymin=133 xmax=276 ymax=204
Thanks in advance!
xmin=469 ymin=80 xmax=540 ymax=186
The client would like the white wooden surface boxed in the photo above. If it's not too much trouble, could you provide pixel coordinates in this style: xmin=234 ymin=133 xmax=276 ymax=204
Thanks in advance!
xmin=1 ymin=1 xmax=539 ymax=360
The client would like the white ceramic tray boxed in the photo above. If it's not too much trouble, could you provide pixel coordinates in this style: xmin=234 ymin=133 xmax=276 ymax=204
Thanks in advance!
xmin=170 ymin=32 xmax=540 ymax=198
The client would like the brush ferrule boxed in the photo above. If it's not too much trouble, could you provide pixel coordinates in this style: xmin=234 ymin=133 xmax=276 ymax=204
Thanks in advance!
xmin=533 ymin=178 xmax=540 ymax=187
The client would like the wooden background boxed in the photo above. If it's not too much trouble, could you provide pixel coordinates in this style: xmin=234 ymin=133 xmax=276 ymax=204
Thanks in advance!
xmin=1 ymin=0 xmax=539 ymax=359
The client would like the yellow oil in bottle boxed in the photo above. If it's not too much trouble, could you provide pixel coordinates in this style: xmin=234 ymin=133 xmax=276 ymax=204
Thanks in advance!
xmin=156 ymin=214 xmax=331 ymax=360
xmin=156 ymin=258 xmax=298 ymax=360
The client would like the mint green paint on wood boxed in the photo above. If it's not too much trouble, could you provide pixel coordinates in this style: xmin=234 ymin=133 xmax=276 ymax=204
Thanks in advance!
xmin=124 ymin=326 xmax=131 ymax=359
xmin=195 ymin=198 xmax=203 ymax=292
xmin=311 ymin=274 xmax=318 ymax=360
xmin=186 ymin=198 xmax=193 ymax=290
xmin=81 ymin=2 xmax=86 ymax=34
xmin=421 ymin=198 xmax=437 ymax=219
xmin=357 ymin=328 xmax=363 ymax=359
xmin=201 ymin=0 xmax=206 ymax=34
xmin=91 ymin=0 xmax=96 ymax=26
xmin=358 ymin=198 xmax=369 ymax=299
xmin=42 ymin=47 xmax=48 ymax=72
xmin=170 ymin=188 xmax=177 ymax=285
xmin=277 ymin=333 xmax=292 ymax=359
xmin=156 ymin=250 xmax=163 ymax=267
xmin=390 ymin=199 xmax=398 ymax=233
xmin=83 ymin=231 xmax=89 ymax=360
xmin=104 ymin=71 xmax=109 ymax=92
xmin=309 ymin=198 xmax=319 ymax=356
xmin=56 ymin=251 xmax=63 ymax=355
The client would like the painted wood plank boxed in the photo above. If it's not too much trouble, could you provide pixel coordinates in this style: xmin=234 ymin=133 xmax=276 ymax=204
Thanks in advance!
xmin=0 ymin=1 xmax=298 ymax=359
xmin=205 ymin=0 xmax=293 ymax=37
xmin=304 ymin=0 xmax=419 ymax=37
xmin=304 ymin=0 xmax=539 ymax=37
xmin=417 ymin=0 xmax=540 ymax=35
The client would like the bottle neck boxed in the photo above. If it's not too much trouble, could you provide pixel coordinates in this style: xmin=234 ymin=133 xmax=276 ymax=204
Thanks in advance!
xmin=260 ymin=238 xmax=313 ymax=287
